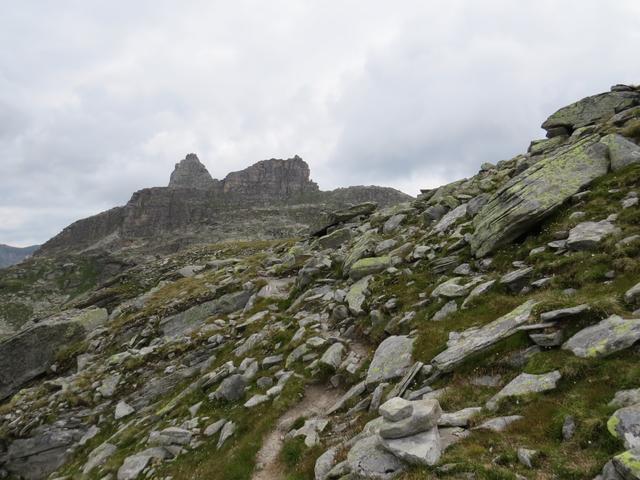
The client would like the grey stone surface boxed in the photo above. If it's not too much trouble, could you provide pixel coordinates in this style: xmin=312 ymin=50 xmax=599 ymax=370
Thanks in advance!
xmin=380 ymin=427 xmax=442 ymax=466
xmin=379 ymin=397 xmax=414 ymax=422
xmin=610 ymin=389 xmax=640 ymax=409
xmin=347 ymin=435 xmax=405 ymax=480
xmin=601 ymin=134 xmax=640 ymax=172
xmin=213 ymin=374 xmax=247 ymax=402
xmin=609 ymin=404 xmax=640 ymax=449
xmin=563 ymin=315 xmax=640 ymax=358
xmin=566 ymin=220 xmax=620 ymax=251
xmin=366 ymin=335 xmax=415 ymax=388
xmin=486 ymin=371 xmax=561 ymax=410
xmin=379 ymin=399 xmax=442 ymax=439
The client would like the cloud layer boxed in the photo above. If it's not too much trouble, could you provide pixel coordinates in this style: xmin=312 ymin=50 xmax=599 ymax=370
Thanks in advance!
xmin=1 ymin=0 xmax=639 ymax=245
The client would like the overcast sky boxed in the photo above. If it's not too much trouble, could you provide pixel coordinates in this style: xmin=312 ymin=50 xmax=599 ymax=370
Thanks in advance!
xmin=1 ymin=1 xmax=639 ymax=246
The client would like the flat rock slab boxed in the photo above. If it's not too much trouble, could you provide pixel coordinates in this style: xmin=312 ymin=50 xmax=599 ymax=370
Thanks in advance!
xmin=347 ymin=435 xmax=405 ymax=480
xmin=539 ymin=304 xmax=591 ymax=322
xmin=486 ymin=371 xmax=561 ymax=410
xmin=349 ymin=256 xmax=392 ymax=280
xmin=379 ymin=399 xmax=442 ymax=439
xmin=432 ymin=300 xmax=537 ymax=373
xmin=346 ymin=275 xmax=373 ymax=316
xmin=563 ymin=315 xmax=640 ymax=358
xmin=380 ymin=427 xmax=442 ymax=466
xmin=474 ymin=415 xmax=524 ymax=433
xmin=470 ymin=136 xmax=609 ymax=257
xmin=600 ymin=133 xmax=640 ymax=171
xmin=366 ymin=335 xmax=415 ymax=388
xmin=566 ymin=220 xmax=620 ymax=251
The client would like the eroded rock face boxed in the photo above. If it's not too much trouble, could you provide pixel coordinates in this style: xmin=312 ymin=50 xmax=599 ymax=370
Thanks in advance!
xmin=168 ymin=154 xmax=216 ymax=189
xmin=470 ymin=136 xmax=609 ymax=257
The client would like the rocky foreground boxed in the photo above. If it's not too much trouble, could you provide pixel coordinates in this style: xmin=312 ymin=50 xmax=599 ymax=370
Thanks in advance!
xmin=1 ymin=85 xmax=640 ymax=480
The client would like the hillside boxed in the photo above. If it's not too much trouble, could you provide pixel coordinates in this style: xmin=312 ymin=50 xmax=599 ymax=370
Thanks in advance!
xmin=1 ymin=84 xmax=640 ymax=480
xmin=0 ymin=245 xmax=39 ymax=269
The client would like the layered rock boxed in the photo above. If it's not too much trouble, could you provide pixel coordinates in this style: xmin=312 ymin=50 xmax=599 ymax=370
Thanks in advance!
xmin=38 ymin=156 xmax=411 ymax=256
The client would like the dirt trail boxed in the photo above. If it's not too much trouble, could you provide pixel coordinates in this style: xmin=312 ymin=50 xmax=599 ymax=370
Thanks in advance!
xmin=252 ymin=384 xmax=343 ymax=480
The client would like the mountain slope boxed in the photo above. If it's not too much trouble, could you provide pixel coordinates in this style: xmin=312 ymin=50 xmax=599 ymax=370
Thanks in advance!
xmin=1 ymin=84 xmax=640 ymax=480
xmin=0 ymin=245 xmax=39 ymax=269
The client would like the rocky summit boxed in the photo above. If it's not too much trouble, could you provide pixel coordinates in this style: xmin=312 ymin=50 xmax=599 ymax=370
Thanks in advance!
xmin=1 ymin=84 xmax=640 ymax=480
xmin=37 ymin=155 xmax=411 ymax=257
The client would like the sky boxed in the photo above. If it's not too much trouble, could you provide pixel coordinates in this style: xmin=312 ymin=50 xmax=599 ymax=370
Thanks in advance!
xmin=1 ymin=1 xmax=639 ymax=246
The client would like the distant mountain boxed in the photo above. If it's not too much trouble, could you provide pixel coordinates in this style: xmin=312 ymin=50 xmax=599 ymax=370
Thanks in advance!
xmin=0 ymin=244 xmax=39 ymax=268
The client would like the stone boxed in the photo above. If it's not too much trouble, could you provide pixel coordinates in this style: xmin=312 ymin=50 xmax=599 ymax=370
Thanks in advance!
xmin=499 ymin=267 xmax=534 ymax=292
xmin=431 ymin=277 xmax=469 ymax=298
xmin=115 ymin=401 xmax=135 ymax=420
xmin=470 ymin=136 xmax=609 ymax=257
xmin=257 ymin=277 xmax=296 ymax=300
xmin=117 ymin=447 xmax=171 ymax=480
xmin=563 ymin=315 xmax=640 ymax=358
xmin=314 ymin=447 xmax=338 ymax=480
xmin=4 ymin=425 xmax=85 ymax=480
xmin=204 ymin=419 xmax=227 ymax=437
xmin=347 ymin=435 xmax=405 ymax=480
xmin=601 ymin=134 xmax=640 ymax=171
xmin=320 ymin=343 xmax=345 ymax=371
xmin=217 ymin=421 xmax=237 ymax=449
xmin=98 ymin=374 xmax=121 ymax=398
xmin=433 ymin=204 xmax=468 ymax=234
xmin=541 ymin=90 xmax=639 ymax=133
xmin=83 ymin=442 xmax=117 ymax=475
xmin=566 ymin=220 xmax=620 ymax=251
xmin=486 ymin=371 xmax=561 ymax=410
xmin=432 ymin=300 xmax=458 ymax=321
xmin=327 ymin=381 xmax=366 ymax=414
xmin=148 ymin=427 xmax=192 ymax=446
xmin=529 ymin=330 xmax=564 ymax=347
xmin=432 ymin=300 xmax=537 ymax=372
xmin=439 ymin=407 xmax=482 ymax=427
xmin=383 ymin=214 xmax=406 ymax=233
xmin=517 ymin=448 xmax=539 ymax=468
xmin=625 ymin=283 xmax=640 ymax=307
xmin=212 ymin=374 xmax=247 ymax=402
xmin=613 ymin=449 xmax=640 ymax=480
xmin=168 ymin=153 xmax=215 ymax=189
xmin=562 ymin=415 xmax=576 ymax=441
xmin=379 ymin=397 xmax=414 ymax=422
xmin=610 ymin=389 xmax=640 ymax=409
xmin=609 ymin=404 xmax=640 ymax=449
xmin=379 ymin=399 xmax=442 ymax=439
xmin=473 ymin=415 xmax=524 ymax=432
xmin=349 ymin=256 xmax=392 ymax=280
xmin=244 ymin=394 xmax=270 ymax=408
xmin=0 ymin=308 xmax=108 ymax=400
xmin=346 ymin=275 xmax=372 ymax=316
xmin=366 ymin=335 xmax=415 ymax=388
xmin=317 ymin=228 xmax=352 ymax=249
xmin=380 ymin=427 xmax=442 ymax=466
xmin=461 ymin=280 xmax=495 ymax=308
xmin=539 ymin=304 xmax=591 ymax=322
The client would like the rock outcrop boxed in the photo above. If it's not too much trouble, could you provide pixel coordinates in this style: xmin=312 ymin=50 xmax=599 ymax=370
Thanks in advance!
xmin=38 ymin=155 xmax=411 ymax=256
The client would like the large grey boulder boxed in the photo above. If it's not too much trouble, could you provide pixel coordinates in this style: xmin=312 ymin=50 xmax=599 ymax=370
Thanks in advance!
xmin=610 ymin=389 xmax=640 ymax=409
xmin=609 ymin=404 xmax=640 ymax=449
xmin=366 ymin=335 xmax=415 ymax=388
xmin=346 ymin=275 xmax=373 ymax=316
xmin=117 ymin=447 xmax=172 ymax=480
xmin=349 ymin=256 xmax=392 ymax=280
xmin=212 ymin=374 xmax=247 ymax=402
xmin=0 ymin=308 xmax=108 ymax=400
xmin=432 ymin=300 xmax=537 ymax=372
xmin=566 ymin=220 xmax=620 ymax=251
xmin=486 ymin=371 xmax=561 ymax=410
xmin=83 ymin=442 xmax=118 ymax=475
xmin=541 ymin=90 xmax=639 ymax=134
xmin=316 ymin=227 xmax=352 ymax=249
xmin=4 ymin=425 xmax=86 ymax=480
xmin=379 ymin=427 xmax=442 ymax=466
xmin=625 ymin=282 xmax=640 ymax=307
xmin=612 ymin=449 xmax=640 ymax=479
xmin=470 ymin=136 xmax=609 ymax=257
xmin=320 ymin=343 xmax=345 ymax=371
xmin=379 ymin=399 xmax=442 ymax=439
xmin=563 ymin=315 xmax=640 ymax=358
xmin=600 ymin=134 xmax=640 ymax=171
xmin=347 ymin=435 xmax=405 ymax=480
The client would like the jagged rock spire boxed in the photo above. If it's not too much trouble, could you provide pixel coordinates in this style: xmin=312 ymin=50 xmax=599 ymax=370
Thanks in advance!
xmin=168 ymin=153 xmax=215 ymax=189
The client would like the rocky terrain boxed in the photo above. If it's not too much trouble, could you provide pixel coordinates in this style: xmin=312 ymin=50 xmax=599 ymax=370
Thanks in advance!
xmin=0 ymin=245 xmax=39 ymax=269
xmin=37 ymin=155 xmax=411 ymax=257
xmin=1 ymin=84 xmax=640 ymax=480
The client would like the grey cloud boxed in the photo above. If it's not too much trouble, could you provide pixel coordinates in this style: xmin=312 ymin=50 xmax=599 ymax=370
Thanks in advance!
xmin=0 ymin=0 xmax=639 ymax=245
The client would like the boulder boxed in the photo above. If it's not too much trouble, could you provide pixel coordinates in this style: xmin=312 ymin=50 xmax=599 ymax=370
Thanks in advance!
xmin=541 ymin=90 xmax=639 ymax=134
xmin=473 ymin=415 xmax=524 ymax=432
xmin=612 ymin=449 xmax=640 ymax=480
xmin=539 ymin=304 xmax=591 ymax=322
xmin=117 ymin=447 xmax=171 ymax=480
xmin=346 ymin=275 xmax=373 ymax=316
xmin=625 ymin=282 xmax=640 ymax=307
xmin=470 ymin=136 xmax=609 ymax=257
xmin=433 ymin=204 xmax=468 ymax=234
xmin=83 ymin=442 xmax=117 ymax=475
xmin=431 ymin=277 xmax=470 ymax=298
xmin=499 ymin=267 xmax=534 ymax=292
xmin=366 ymin=335 xmax=415 ymax=388
xmin=610 ymin=389 xmax=640 ymax=409
xmin=432 ymin=300 xmax=537 ymax=372
xmin=314 ymin=447 xmax=338 ymax=480
xmin=148 ymin=427 xmax=192 ymax=446
xmin=5 ymin=425 xmax=85 ymax=480
xmin=347 ymin=435 xmax=405 ymax=480
xmin=349 ymin=256 xmax=392 ymax=280
xmin=379 ymin=427 xmax=442 ymax=466
xmin=320 ymin=343 xmax=345 ymax=371
xmin=600 ymin=134 xmax=640 ymax=171
xmin=379 ymin=399 xmax=442 ymax=439
xmin=212 ymin=374 xmax=247 ymax=402
xmin=563 ymin=315 xmax=640 ymax=358
xmin=486 ymin=371 xmax=561 ymax=410
xmin=383 ymin=214 xmax=406 ymax=234
xmin=115 ymin=401 xmax=135 ymax=420
xmin=217 ymin=421 xmax=237 ymax=449
xmin=379 ymin=397 xmax=414 ymax=422
xmin=316 ymin=228 xmax=353 ymax=249
xmin=566 ymin=220 xmax=620 ymax=251
xmin=0 ymin=308 xmax=108 ymax=400
xmin=609 ymin=404 xmax=640 ymax=449
xmin=439 ymin=407 xmax=482 ymax=427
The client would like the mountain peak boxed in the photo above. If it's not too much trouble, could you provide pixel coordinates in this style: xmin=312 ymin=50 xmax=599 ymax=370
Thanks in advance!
xmin=168 ymin=153 xmax=215 ymax=189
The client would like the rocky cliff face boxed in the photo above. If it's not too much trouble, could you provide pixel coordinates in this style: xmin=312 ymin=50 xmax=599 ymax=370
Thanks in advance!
xmin=37 ymin=156 xmax=411 ymax=256
xmin=3 ymin=85 xmax=640 ymax=480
